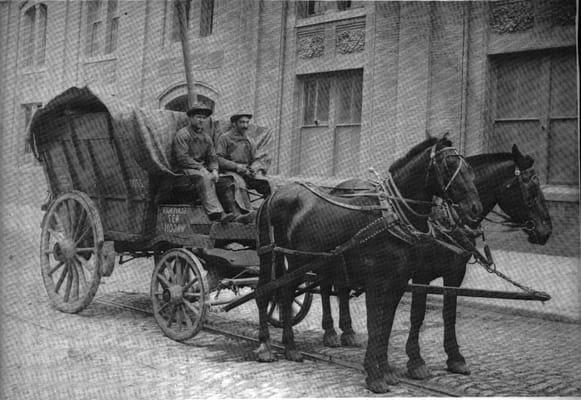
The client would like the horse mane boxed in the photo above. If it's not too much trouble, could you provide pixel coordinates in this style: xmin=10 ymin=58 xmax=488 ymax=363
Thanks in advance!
xmin=467 ymin=153 xmax=513 ymax=168
xmin=389 ymin=136 xmax=452 ymax=172
xmin=468 ymin=152 xmax=534 ymax=170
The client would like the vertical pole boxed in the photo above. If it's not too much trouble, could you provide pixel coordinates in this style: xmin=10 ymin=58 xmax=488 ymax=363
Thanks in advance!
xmin=177 ymin=0 xmax=196 ymax=107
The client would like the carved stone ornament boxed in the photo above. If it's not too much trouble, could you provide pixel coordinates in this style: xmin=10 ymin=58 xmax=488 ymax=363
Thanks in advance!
xmin=490 ymin=0 xmax=535 ymax=33
xmin=297 ymin=34 xmax=325 ymax=59
xmin=550 ymin=0 xmax=575 ymax=26
xmin=336 ymin=29 xmax=365 ymax=54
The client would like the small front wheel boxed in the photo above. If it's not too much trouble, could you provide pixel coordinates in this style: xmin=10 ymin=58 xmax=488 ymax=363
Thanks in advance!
xmin=151 ymin=248 xmax=208 ymax=341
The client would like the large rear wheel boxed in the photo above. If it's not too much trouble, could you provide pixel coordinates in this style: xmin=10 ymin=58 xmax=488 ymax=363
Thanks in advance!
xmin=40 ymin=191 xmax=103 ymax=313
xmin=151 ymin=248 xmax=208 ymax=341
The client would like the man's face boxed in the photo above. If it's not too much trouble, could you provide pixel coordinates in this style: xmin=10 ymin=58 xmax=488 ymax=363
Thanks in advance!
xmin=235 ymin=117 xmax=250 ymax=134
xmin=189 ymin=113 xmax=207 ymax=130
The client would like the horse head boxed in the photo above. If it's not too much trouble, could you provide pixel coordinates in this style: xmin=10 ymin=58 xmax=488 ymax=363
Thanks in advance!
xmin=390 ymin=134 xmax=482 ymax=227
xmin=496 ymin=144 xmax=552 ymax=244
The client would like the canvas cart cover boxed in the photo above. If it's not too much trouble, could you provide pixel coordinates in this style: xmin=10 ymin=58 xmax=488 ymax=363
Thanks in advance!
xmin=27 ymin=85 xmax=274 ymax=176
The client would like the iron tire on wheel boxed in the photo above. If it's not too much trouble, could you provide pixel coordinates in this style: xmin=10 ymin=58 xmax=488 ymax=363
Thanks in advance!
xmin=267 ymin=257 xmax=313 ymax=328
xmin=40 ymin=191 xmax=103 ymax=313
xmin=151 ymin=248 xmax=208 ymax=341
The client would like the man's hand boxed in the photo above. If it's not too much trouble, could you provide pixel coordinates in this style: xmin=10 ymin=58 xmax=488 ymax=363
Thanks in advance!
xmin=210 ymin=169 xmax=219 ymax=182
xmin=236 ymin=165 xmax=253 ymax=177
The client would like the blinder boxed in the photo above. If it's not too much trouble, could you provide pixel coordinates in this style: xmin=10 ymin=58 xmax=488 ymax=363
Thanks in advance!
xmin=504 ymin=166 xmax=540 ymax=228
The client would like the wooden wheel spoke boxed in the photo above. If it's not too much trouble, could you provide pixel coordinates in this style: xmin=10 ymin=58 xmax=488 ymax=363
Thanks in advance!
xmin=181 ymin=304 xmax=193 ymax=329
xmin=73 ymin=257 xmax=88 ymax=288
xmin=166 ymin=259 xmax=177 ymax=283
xmin=65 ymin=200 xmax=75 ymax=235
xmin=63 ymin=262 xmax=73 ymax=302
xmin=267 ymin=302 xmax=276 ymax=318
xmin=72 ymin=209 xmax=88 ymax=242
xmin=49 ymin=261 xmax=65 ymax=276
xmin=166 ymin=305 xmax=178 ymax=328
xmin=76 ymin=248 xmax=95 ymax=254
xmin=70 ymin=261 xmax=80 ymax=301
xmin=158 ymin=301 xmax=171 ymax=315
xmin=55 ymin=263 xmax=69 ymax=293
xmin=156 ymin=273 xmax=171 ymax=289
xmin=183 ymin=276 xmax=199 ymax=292
xmin=53 ymin=210 xmax=68 ymax=235
xmin=74 ymin=226 xmax=93 ymax=247
xmin=47 ymin=228 xmax=64 ymax=241
xmin=183 ymin=299 xmax=200 ymax=316
xmin=293 ymin=298 xmax=304 ymax=308
xmin=175 ymin=259 xmax=183 ymax=285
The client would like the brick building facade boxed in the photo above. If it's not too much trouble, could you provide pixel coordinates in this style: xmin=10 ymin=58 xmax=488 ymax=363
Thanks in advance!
xmin=0 ymin=0 xmax=578 ymax=255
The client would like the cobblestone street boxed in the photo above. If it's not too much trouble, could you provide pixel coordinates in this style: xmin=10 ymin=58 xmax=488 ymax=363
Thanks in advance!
xmin=2 ymin=205 xmax=580 ymax=398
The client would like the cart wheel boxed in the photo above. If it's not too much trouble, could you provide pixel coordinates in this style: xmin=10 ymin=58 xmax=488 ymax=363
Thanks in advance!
xmin=151 ymin=248 xmax=208 ymax=341
xmin=40 ymin=191 xmax=103 ymax=313
xmin=267 ymin=257 xmax=313 ymax=328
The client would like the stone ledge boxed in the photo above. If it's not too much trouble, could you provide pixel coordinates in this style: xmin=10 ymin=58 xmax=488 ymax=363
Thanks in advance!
xmin=542 ymin=185 xmax=579 ymax=203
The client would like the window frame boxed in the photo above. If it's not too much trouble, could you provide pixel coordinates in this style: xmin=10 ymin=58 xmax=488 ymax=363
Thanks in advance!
xmin=84 ymin=0 xmax=119 ymax=59
xmin=20 ymin=2 xmax=48 ymax=69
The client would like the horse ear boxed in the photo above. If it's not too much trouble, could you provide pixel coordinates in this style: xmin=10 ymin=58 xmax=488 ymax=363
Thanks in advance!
xmin=512 ymin=144 xmax=523 ymax=160
xmin=512 ymin=144 xmax=535 ymax=168
xmin=440 ymin=132 xmax=452 ymax=146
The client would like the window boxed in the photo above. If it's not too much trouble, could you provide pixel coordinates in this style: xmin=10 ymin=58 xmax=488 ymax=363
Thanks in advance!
xmin=164 ymin=0 xmax=212 ymax=43
xmin=297 ymin=1 xmax=360 ymax=18
xmin=297 ymin=70 xmax=363 ymax=177
xmin=489 ymin=48 xmax=578 ymax=186
xmin=21 ymin=3 xmax=47 ymax=68
xmin=199 ymin=0 xmax=214 ymax=37
xmin=22 ymin=103 xmax=43 ymax=155
xmin=303 ymin=77 xmax=330 ymax=125
xmin=85 ymin=0 xmax=119 ymax=57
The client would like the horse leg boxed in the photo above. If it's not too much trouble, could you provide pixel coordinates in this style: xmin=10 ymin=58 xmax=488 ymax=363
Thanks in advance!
xmin=406 ymin=289 xmax=432 ymax=379
xmin=363 ymin=279 xmax=403 ymax=393
xmin=282 ymin=284 xmax=304 ymax=362
xmin=255 ymin=253 xmax=277 ymax=362
xmin=338 ymin=286 xmax=360 ymax=347
xmin=321 ymin=280 xmax=340 ymax=347
xmin=443 ymin=269 xmax=470 ymax=375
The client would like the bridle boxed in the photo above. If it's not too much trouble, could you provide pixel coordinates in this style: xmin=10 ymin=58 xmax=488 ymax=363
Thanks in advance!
xmin=484 ymin=165 xmax=540 ymax=232
xmin=424 ymin=145 xmax=474 ymax=217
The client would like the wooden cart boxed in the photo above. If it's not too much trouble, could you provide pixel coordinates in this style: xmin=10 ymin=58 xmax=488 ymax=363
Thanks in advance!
xmin=29 ymin=86 xmax=312 ymax=341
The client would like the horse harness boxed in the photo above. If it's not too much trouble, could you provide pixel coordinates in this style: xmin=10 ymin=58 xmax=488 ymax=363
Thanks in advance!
xmin=257 ymin=144 xmax=483 ymax=286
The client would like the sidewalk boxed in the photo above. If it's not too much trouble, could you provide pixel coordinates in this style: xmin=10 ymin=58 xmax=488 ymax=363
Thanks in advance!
xmin=3 ymin=201 xmax=579 ymax=322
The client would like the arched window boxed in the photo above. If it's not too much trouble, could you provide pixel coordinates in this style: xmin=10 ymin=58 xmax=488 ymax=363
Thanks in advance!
xmin=21 ymin=3 xmax=47 ymax=67
xmin=164 ymin=94 xmax=215 ymax=113
xmin=85 ymin=0 xmax=119 ymax=57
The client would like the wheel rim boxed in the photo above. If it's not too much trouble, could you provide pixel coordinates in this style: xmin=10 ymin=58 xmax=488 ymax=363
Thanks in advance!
xmin=267 ymin=287 xmax=313 ymax=328
xmin=40 ymin=191 xmax=102 ymax=313
xmin=151 ymin=249 xmax=207 ymax=341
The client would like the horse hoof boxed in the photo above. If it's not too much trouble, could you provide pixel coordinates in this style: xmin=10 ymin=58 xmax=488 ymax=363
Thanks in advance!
xmin=255 ymin=343 xmax=276 ymax=362
xmin=285 ymin=349 xmax=304 ymax=362
xmin=408 ymin=364 xmax=432 ymax=380
xmin=366 ymin=377 xmax=391 ymax=394
xmin=447 ymin=360 xmax=471 ymax=375
xmin=323 ymin=332 xmax=341 ymax=348
xmin=256 ymin=351 xmax=276 ymax=362
xmin=384 ymin=371 xmax=399 ymax=386
xmin=340 ymin=332 xmax=361 ymax=347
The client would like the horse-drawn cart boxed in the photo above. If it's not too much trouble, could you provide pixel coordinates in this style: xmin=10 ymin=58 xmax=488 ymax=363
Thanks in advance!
xmin=29 ymin=86 xmax=312 ymax=341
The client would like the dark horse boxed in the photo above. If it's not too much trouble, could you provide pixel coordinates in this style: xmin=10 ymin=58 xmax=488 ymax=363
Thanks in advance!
xmin=254 ymin=136 xmax=483 ymax=393
xmin=320 ymin=144 xmax=552 ymax=381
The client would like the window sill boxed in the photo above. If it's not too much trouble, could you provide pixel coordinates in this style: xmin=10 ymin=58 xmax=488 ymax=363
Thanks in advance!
xmin=20 ymin=66 xmax=48 ymax=75
xmin=83 ymin=54 xmax=117 ymax=64
xmin=295 ymin=7 xmax=367 ymax=28
xmin=542 ymin=185 xmax=579 ymax=203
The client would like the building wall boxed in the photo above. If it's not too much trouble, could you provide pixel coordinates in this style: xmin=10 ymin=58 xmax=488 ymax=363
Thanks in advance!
xmin=0 ymin=0 xmax=577 ymax=255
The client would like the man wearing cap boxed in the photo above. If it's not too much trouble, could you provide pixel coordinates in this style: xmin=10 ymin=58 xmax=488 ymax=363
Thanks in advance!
xmin=173 ymin=103 xmax=235 ymax=222
xmin=215 ymin=112 xmax=271 ymax=223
